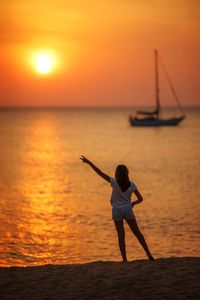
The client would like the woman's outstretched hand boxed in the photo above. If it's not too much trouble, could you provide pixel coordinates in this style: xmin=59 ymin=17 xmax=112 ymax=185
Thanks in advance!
xmin=80 ymin=155 xmax=110 ymax=183
xmin=80 ymin=155 xmax=90 ymax=164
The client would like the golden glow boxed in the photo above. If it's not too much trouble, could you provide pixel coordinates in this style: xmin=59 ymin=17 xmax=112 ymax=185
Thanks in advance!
xmin=31 ymin=51 xmax=57 ymax=75
xmin=1 ymin=1 xmax=199 ymax=105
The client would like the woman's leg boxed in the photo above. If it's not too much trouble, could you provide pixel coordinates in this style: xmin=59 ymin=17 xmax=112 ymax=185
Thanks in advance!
xmin=126 ymin=218 xmax=154 ymax=260
xmin=114 ymin=220 xmax=127 ymax=262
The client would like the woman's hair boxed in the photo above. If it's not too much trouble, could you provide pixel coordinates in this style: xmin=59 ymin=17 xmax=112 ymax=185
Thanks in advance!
xmin=115 ymin=165 xmax=131 ymax=192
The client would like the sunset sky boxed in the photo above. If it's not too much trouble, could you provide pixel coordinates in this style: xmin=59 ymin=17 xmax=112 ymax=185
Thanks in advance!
xmin=0 ymin=0 xmax=199 ymax=107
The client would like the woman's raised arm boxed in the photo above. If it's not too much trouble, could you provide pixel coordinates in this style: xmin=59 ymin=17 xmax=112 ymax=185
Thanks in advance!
xmin=80 ymin=155 xmax=111 ymax=183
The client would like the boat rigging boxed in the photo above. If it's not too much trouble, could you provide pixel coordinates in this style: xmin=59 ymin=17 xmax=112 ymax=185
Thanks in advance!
xmin=129 ymin=50 xmax=185 ymax=126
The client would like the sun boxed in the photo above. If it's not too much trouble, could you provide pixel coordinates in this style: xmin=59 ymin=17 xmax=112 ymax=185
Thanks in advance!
xmin=31 ymin=50 xmax=57 ymax=75
xmin=36 ymin=54 xmax=52 ymax=74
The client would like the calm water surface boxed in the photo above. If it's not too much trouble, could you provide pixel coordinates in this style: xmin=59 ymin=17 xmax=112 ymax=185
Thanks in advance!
xmin=0 ymin=107 xmax=199 ymax=266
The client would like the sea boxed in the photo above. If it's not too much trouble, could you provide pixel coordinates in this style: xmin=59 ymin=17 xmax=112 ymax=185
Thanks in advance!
xmin=0 ymin=107 xmax=199 ymax=266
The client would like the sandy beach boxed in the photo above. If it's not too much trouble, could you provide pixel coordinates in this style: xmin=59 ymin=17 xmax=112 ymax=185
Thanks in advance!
xmin=0 ymin=257 xmax=199 ymax=300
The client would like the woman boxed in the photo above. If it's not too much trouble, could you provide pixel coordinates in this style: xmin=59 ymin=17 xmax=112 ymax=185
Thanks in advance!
xmin=80 ymin=155 xmax=154 ymax=262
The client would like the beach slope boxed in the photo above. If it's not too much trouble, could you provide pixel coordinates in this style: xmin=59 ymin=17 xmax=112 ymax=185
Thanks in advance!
xmin=0 ymin=257 xmax=199 ymax=300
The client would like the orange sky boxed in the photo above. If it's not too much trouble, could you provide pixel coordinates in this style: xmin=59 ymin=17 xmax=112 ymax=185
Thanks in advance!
xmin=0 ymin=0 xmax=199 ymax=107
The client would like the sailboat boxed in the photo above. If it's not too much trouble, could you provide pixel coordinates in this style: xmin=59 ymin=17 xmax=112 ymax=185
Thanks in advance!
xmin=129 ymin=50 xmax=186 ymax=126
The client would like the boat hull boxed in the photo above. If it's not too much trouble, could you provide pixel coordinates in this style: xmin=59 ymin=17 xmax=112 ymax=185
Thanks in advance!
xmin=129 ymin=116 xmax=185 ymax=127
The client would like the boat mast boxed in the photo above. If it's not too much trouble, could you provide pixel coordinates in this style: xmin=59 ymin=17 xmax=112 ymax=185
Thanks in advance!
xmin=154 ymin=49 xmax=160 ymax=118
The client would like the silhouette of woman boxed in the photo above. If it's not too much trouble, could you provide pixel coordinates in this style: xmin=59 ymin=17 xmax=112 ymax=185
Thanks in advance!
xmin=80 ymin=155 xmax=154 ymax=262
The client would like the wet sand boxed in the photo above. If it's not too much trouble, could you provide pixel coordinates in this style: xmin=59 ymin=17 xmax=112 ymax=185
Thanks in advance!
xmin=0 ymin=257 xmax=199 ymax=300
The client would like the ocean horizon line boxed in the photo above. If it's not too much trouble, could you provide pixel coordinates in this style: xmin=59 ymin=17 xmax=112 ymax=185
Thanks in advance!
xmin=0 ymin=104 xmax=199 ymax=110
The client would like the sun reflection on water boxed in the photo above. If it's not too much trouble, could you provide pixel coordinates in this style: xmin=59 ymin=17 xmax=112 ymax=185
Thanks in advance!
xmin=0 ymin=114 xmax=76 ymax=266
